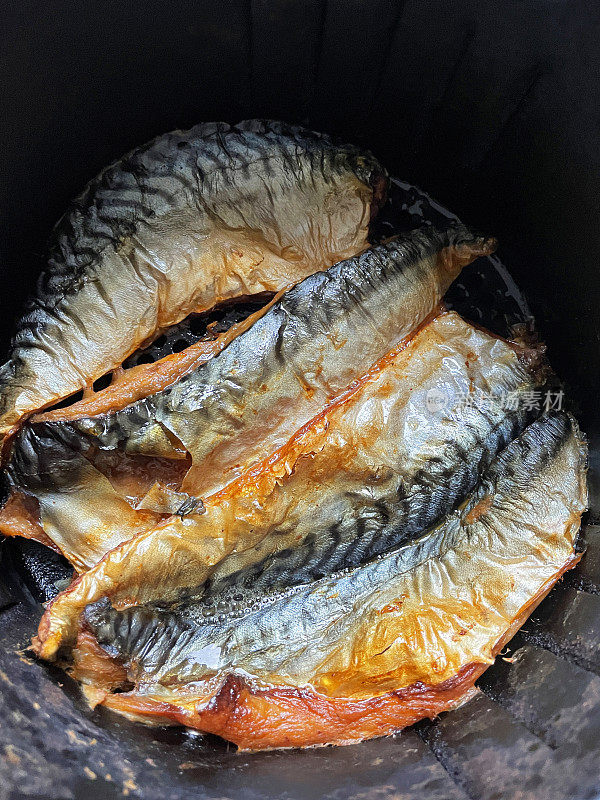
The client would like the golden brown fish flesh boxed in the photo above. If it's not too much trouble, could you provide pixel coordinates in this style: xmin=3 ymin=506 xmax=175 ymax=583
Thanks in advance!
xmin=74 ymin=412 xmax=586 ymax=749
xmin=32 ymin=311 xmax=550 ymax=659
xmin=3 ymin=227 xmax=494 ymax=571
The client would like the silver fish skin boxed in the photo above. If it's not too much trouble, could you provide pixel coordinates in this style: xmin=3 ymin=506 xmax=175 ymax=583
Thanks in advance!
xmin=28 ymin=316 xmax=563 ymax=655
xmin=86 ymin=411 xmax=587 ymax=691
xmin=17 ymin=224 xmax=496 ymax=503
xmin=21 ymin=308 xmax=530 ymax=578
xmin=180 ymin=321 xmax=542 ymax=602
xmin=0 ymin=120 xmax=386 ymax=442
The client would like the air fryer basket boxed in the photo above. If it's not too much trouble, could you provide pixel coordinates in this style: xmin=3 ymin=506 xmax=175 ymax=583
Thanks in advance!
xmin=1 ymin=2 xmax=599 ymax=799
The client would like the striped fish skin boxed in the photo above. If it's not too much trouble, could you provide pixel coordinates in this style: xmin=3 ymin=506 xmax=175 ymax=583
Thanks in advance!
xmin=185 ymin=317 xmax=542 ymax=602
xmin=6 ymin=226 xmax=494 ymax=571
xmin=85 ymin=411 xmax=587 ymax=704
xmin=0 ymin=121 xmax=386 ymax=443
xmin=33 ymin=312 xmax=540 ymax=654
xmin=13 ymin=224 xmax=496 ymax=516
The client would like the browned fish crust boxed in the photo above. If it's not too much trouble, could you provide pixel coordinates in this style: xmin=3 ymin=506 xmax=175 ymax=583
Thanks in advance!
xmin=77 ymin=550 xmax=579 ymax=751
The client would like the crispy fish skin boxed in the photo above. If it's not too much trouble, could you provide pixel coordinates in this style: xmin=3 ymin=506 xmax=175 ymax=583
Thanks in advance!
xmin=33 ymin=311 xmax=538 ymax=655
xmin=184 ymin=316 xmax=541 ymax=600
xmin=0 ymin=120 xmax=387 ymax=444
xmin=6 ymin=226 xmax=494 ymax=568
xmin=12 ymin=224 xmax=496 ymax=525
xmin=82 ymin=411 xmax=587 ymax=749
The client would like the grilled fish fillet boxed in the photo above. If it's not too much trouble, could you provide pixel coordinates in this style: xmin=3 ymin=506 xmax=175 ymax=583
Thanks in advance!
xmin=4 ymin=227 xmax=494 ymax=569
xmin=0 ymin=120 xmax=387 ymax=445
xmin=33 ymin=311 xmax=544 ymax=655
xmin=74 ymin=411 xmax=587 ymax=750
xmin=1 ymin=120 xmax=586 ymax=754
